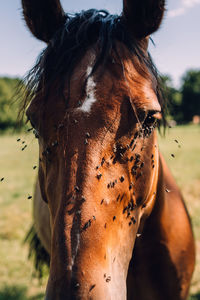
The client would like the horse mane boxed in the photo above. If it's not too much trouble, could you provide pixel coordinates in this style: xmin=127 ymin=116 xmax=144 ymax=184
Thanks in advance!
xmin=19 ymin=9 xmax=166 ymax=126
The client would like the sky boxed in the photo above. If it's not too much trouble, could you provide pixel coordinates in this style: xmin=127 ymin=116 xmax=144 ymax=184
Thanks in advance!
xmin=0 ymin=0 xmax=200 ymax=87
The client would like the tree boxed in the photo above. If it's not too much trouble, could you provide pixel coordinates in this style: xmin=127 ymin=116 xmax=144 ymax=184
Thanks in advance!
xmin=181 ymin=70 xmax=200 ymax=123
xmin=0 ymin=77 xmax=22 ymax=131
xmin=160 ymin=75 xmax=183 ymax=123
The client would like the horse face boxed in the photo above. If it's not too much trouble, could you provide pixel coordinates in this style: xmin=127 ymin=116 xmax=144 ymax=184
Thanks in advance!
xmin=27 ymin=45 xmax=161 ymax=299
xmin=22 ymin=1 xmax=165 ymax=299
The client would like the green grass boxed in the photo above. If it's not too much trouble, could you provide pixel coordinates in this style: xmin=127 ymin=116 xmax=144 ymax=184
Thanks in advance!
xmin=0 ymin=125 xmax=199 ymax=298
xmin=0 ymin=285 xmax=44 ymax=300
xmin=189 ymin=293 xmax=200 ymax=300
xmin=0 ymin=133 xmax=46 ymax=299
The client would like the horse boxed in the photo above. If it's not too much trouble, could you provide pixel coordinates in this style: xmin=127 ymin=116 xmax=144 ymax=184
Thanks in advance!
xmin=21 ymin=0 xmax=195 ymax=299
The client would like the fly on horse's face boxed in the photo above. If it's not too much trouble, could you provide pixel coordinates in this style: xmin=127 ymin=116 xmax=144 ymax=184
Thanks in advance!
xmin=22 ymin=1 xmax=195 ymax=300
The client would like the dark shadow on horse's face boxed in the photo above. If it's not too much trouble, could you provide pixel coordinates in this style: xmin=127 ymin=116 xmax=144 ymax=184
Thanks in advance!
xmin=22 ymin=1 xmax=166 ymax=299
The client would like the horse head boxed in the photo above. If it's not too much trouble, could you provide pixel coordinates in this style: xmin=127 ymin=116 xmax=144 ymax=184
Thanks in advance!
xmin=22 ymin=0 xmax=166 ymax=299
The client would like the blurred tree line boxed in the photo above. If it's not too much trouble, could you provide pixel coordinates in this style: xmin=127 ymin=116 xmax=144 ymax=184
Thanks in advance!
xmin=161 ymin=69 xmax=200 ymax=124
xmin=0 ymin=77 xmax=24 ymax=132
xmin=0 ymin=69 xmax=200 ymax=131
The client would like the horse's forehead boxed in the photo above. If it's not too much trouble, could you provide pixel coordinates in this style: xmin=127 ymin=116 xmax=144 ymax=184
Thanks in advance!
xmin=70 ymin=48 xmax=158 ymax=112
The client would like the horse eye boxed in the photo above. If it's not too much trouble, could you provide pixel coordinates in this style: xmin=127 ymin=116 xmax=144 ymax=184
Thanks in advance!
xmin=143 ymin=111 xmax=162 ymax=127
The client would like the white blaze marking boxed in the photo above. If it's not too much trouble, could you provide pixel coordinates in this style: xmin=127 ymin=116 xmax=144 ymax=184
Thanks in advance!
xmin=79 ymin=66 xmax=97 ymax=113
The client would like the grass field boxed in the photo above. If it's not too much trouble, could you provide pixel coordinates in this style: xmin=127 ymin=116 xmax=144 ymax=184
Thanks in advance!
xmin=0 ymin=125 xmax=199 ymax=300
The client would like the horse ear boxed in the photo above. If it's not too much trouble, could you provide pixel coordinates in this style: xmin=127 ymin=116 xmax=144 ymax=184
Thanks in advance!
xmin=122 ymin=0 xmax=165 ymax=39
xmin=22 ymin=0 xmax=67 ymax=43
